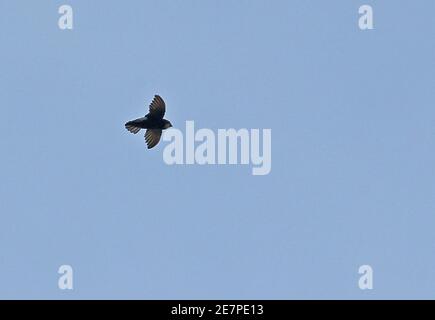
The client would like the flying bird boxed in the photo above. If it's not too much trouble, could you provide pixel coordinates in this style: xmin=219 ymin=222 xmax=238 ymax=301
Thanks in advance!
xmin=125 ymin=95 xmax=173 ymax=149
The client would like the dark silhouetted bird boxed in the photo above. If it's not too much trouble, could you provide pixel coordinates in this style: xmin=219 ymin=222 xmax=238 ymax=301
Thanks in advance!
xmin=125 ymin=95 xmax=173 ymax=149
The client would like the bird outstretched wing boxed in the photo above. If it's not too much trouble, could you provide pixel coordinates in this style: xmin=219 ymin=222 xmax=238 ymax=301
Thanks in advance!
xmin=144 ymin=129 xmax=162 ymax=149
xmin=148 ymin=95 xmax=166 ymax=119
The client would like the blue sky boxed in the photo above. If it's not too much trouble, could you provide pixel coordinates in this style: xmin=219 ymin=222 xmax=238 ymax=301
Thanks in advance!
xmin=0 ymin=0 xmax=435 ymax=299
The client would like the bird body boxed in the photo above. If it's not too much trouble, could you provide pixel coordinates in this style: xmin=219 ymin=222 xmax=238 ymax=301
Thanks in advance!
xmin=125 ymin=95 xmax=172 ymax=149
xmin=126 ymin=116 xmax=171 ymax=130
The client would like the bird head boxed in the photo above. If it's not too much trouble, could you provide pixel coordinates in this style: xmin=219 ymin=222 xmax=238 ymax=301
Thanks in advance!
xmin=163 ymin=120 xmax=173 ymax=129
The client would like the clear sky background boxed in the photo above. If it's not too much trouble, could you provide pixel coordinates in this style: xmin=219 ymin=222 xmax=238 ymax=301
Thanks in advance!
xmin=1 ymin=0 xmax=435 ymax=299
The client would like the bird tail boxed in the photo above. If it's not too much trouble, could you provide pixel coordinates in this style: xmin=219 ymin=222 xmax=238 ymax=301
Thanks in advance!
xmin=125 ymin=121 xmax=141 ymax=134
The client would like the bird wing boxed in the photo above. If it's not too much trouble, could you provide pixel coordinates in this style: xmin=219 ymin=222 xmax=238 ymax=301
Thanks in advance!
xmin=144 ymin=129 xmax=162 ymax=149
xmin=148 ymin=95 xmax=166 ymax=119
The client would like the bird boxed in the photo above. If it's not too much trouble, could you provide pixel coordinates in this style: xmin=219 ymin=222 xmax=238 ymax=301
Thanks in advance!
xmin=125 ymin=95 xmax=173 ymax=149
